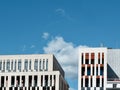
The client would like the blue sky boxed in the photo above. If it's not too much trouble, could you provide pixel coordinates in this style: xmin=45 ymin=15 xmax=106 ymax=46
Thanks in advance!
xmin=0 ymin=0 xmax=120 ymax=90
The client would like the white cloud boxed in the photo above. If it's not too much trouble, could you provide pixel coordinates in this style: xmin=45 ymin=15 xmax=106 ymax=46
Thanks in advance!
xmin=43 ymin=36 xmax=87 ymax=79
xmin=42 ymin=32 xmax=50 ymax=40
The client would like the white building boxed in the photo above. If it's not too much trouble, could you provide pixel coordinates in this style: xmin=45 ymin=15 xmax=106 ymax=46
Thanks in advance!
xmin=78 ymin=47 xmax=120 ymax=90
xmin=0 ymin=54 xmax=69 ymax=90
xmin=78 ymin=48 xmax=107 ymax=90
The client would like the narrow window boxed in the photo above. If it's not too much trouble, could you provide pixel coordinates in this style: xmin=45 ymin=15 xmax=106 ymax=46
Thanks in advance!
xmin=39 ymin=60 xmax=41 ymax=71
xmin=7 ymin=60 xmax=10 ymax=71
xmin=24 ymin=60 xmax=28 ymax=71
xmin=3 ymin=61 xmax=5 ymax=71
xmin=18 ymin=60 xmax=21 ymax=71
xmin=43 ymin=60 xmax=45 ymax=70
xmin=0 ymin=61 xmax=2 ymax=70
xmin=81 ymin=53 xmax=84 ymax=64
xmin=34 ymin=59 xmax=38 ymax=71
xmin=98 ymin=53 xmax=100 ymax=64
xmin=11 ymin=60 xmax=13 ymax=70
xmin=29 ymin=60 xmax=31 ymax=70
xmin=91 ymin=53 xmax=94 ymax=64
xmin=46 ymin=59 xmax=48 ymax=71
xmin=14 ymin=61 xmax=16 ymax=71
xmin=85 ymin=53 xmax=89 ymax=64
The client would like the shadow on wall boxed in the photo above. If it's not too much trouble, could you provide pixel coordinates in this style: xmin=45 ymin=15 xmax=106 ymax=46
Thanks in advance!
xmin=107 ymin=64 xmax=119 ymax=79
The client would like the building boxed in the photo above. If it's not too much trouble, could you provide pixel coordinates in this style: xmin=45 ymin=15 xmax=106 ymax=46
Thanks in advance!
xmin=0 ymin=54 xmax=69 ymax=90
xmin=78 ymin=47 xmax=120 ymax=90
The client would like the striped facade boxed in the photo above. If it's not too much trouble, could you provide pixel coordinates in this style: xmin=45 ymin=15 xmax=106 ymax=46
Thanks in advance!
xmin=0 ymin=54 xmax=69 ymax=90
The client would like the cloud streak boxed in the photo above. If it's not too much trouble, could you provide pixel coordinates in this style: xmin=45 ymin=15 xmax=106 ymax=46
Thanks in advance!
xmin=42 ymin=32 xmax=50 ymax=40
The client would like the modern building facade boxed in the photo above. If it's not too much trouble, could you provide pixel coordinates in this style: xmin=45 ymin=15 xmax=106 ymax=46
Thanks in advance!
xmin=0 ymin=54 xmax=69 ymax=90
xmin=78 ymin=47 xmax=120 ymax=90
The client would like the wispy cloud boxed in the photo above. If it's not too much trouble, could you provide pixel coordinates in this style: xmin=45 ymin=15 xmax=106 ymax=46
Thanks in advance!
xmin=55 ymin=8 xmax=73 ymax=21
xmin=43 ymin=36 xmax=87 ymax=79
xmin=42 ymin=32 xmax=50 ymax=40
xmin=30 ymin=45 xmax=35 ymax=49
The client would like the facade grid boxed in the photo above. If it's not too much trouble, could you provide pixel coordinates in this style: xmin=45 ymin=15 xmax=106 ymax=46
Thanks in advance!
xmin=0 ymin=54 xmax=69 ymax=90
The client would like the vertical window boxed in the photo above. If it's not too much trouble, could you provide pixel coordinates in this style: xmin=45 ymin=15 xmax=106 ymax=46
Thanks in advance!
xmin=0 ymin=61 xmax=2 ymax=70
xmin=87 ymin=67 xmax=90 ymax=75
xmin=39 ymin=60 xmax=42 ymax=71
xmin=24 ymin=60 xmax=28 ymax=71
xmin=34 ymin=59 xmax=38 ymax=71
xmin=100 ymin=67 xmax=104 ymax=76
xmin=85 ymin=53 xmax=89 ymax=64
xmin=18 ymin=60 xmax=21 ymax=71
xmin=91 ymin=53 xmax=94 ymax=64
xmin=3 ymin=61 xmax=5 ymax=71
xmin=14 ymin=60 xmax=16 ymax=71
xmin=29 ymin=60 xmax=31 ymax=70
xmin=98 ymin=53 xmax=100 ymax=64
xmin=43 ymin=60 xmax=45 ymax=70
xmin=46 ymin=59 xmax=48 ymax=71
xmin=50 ymin=75 xmax=52 ymax=86
xmin=102 ymin=53 xmax=104 ymax=64
xmin=81 ymin=78 xmax=83 ymax=87
xmin=96 ymin=67 xmax=98 ymax=76
xmin=96 ymin=78 xmax=100 ymax=87
xmin=11 ymin=61 xmax=13 ymax=70
xmin=7 ymin=60 xmax=10 ymax=71
xmin=45 ymin=75 xmax=48 ymax=86
xmin=85 ymin=78 xmax=88 ymax=87
xmin=81 ymin=53 xmax=84 ymax=64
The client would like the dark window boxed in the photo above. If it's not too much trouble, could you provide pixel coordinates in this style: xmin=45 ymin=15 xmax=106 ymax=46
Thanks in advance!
xmin=24 ymin=60 xmax=28 ymax=71
xmin=0 ymin=61 xmax=2 ymax=70
xmin=18 ymin=60 xmax=21 ymax=71
xmin=87 ymin=67 xmax=90 ymax=75
xmin=29 ymin=60 xmax=31 ymax=70
xmin=85 ymin=78 xmax=88 ymax=87
xmin=96 ymin=78 xmax=100 ymax=87
xmin=34 ymin=59 xmax=38 ymax=71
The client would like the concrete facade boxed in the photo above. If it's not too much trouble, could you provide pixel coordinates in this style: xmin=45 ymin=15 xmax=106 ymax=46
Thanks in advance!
xmin=0 ymin=54 xmax=69 ymax=90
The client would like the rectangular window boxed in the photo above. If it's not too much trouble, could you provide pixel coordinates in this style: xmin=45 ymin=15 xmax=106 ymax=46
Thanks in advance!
xmin=91 ymin=53 xmax=94 ymax=64
xmin=39 ymin=60 xmax=42 ymax=71
xmin=96 ymin=78 xmax=100 ymax=87
xmin=46 ymin=59 xmax=48 ymax=71
xmin=18 ymin=60 xmax=21 ymax=71
xmin=85 ymin=78 xmax=88 ymax=87
xmin=0 ymin=61 xmax=2 ymax=70
xmin=43 ymin=60 xmax=45 ymax=70
xmin=87 ymin=67 xmax=90 ymax=75
xmin=34 ymin=59 xmax=38 ymax=71
xmin=81 ymin=53 xmax=84 ymax=64
xmin=100 ymin=67 xmax=104 ymax=76
xmin=98 ymin=53 xmax=100 ymax=64
xmin=3 ymin=61 xmax=5 ymax=71
xmin=7 ymin=60 xmax=10 ymax=71
xmin=29 ymin=60 xmax=31 ymax=70
xmin=102 ymin=53 xmax=104 ymax=64
xmin=11 ymin=61 xmax=13 ymax=70
xmin=14 ymin=61 xmax=16 ymax=71
xmin=24 ymin=60 xmax=28 ymax=71
xmin=96 ymin=67 xmax=98 ymax=76
xmin=85 ymin=53 xmax=89 ymax=64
